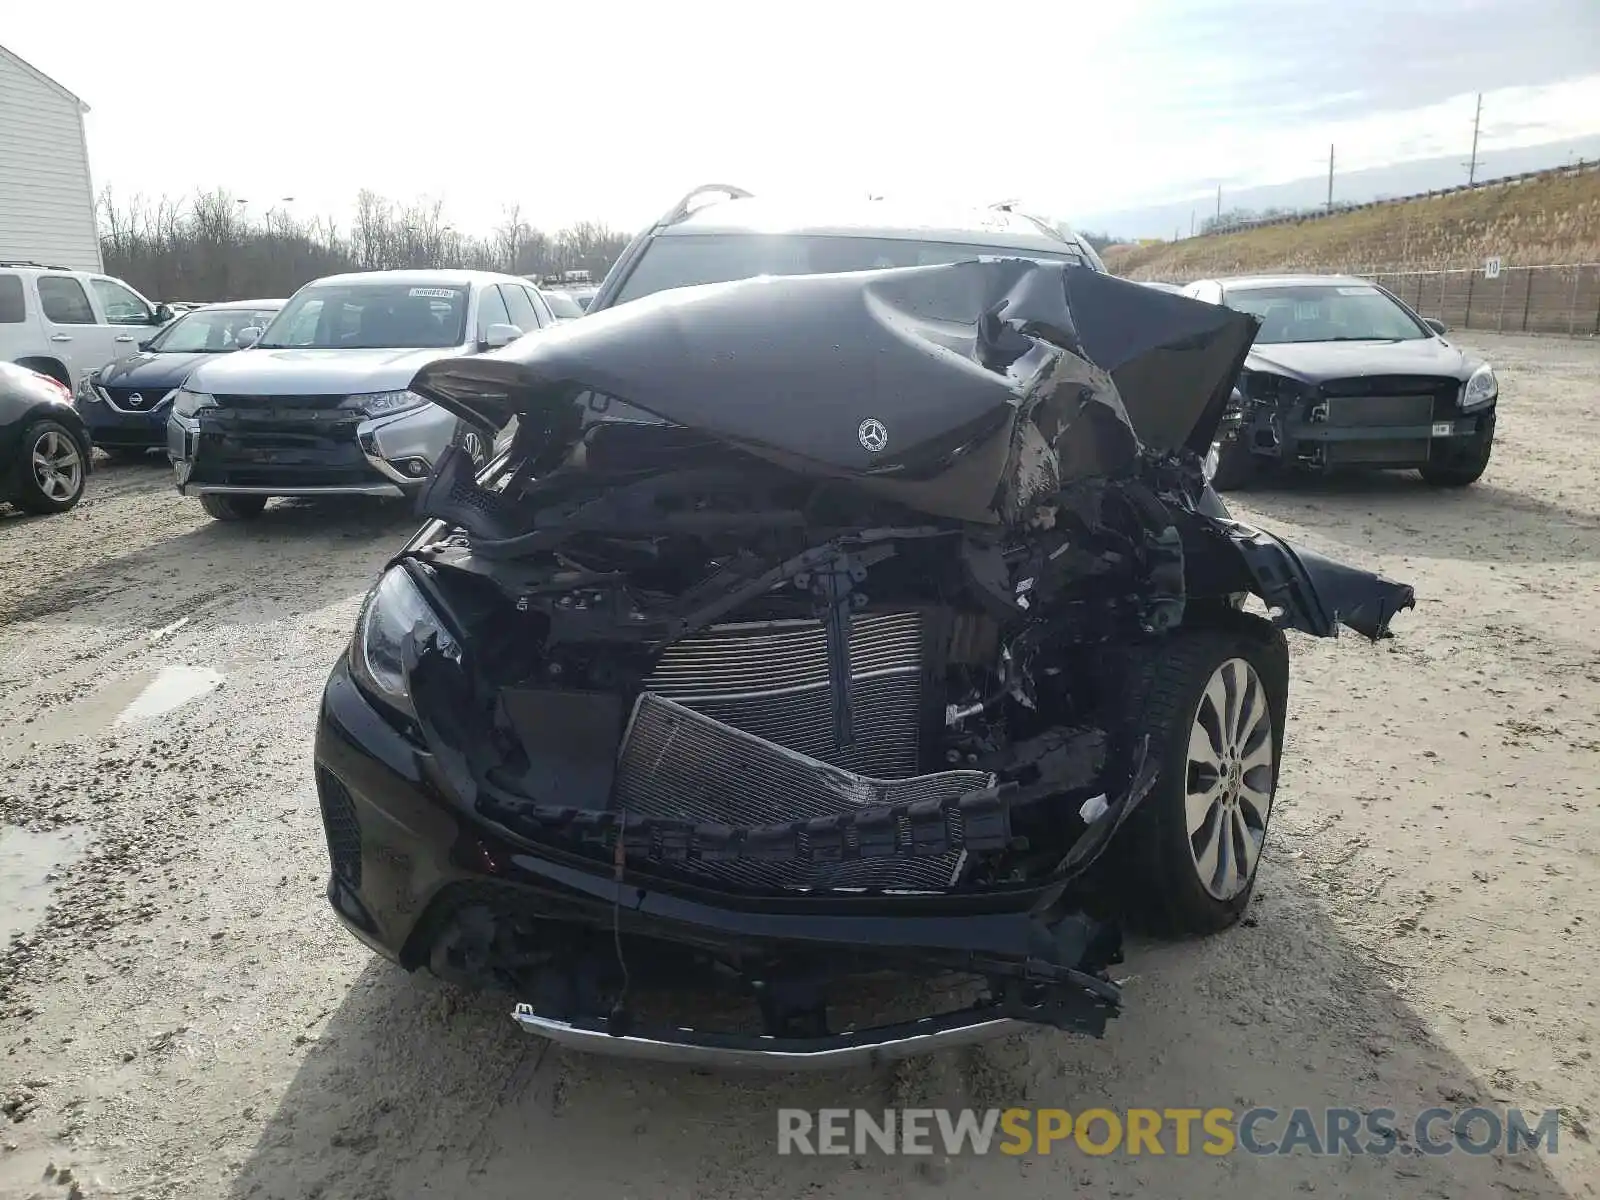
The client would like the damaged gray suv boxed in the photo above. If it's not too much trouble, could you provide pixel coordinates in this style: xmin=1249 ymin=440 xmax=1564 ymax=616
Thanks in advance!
xmin=312 ymin=189 xmax=1415 ymax=1067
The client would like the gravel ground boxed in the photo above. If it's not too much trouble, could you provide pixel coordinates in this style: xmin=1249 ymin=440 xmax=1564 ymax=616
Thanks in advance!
xmin=1 ymin=333 xmax=1596 ymax=1200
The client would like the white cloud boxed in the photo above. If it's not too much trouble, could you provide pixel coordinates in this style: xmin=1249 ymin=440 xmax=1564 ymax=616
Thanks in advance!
xmin=2 ymin=0 xmax=1594 ymax=236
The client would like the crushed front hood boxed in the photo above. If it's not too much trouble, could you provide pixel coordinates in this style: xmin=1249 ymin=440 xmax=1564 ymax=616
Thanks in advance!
xmin=411 ymin=259 xmax=1258 ymax=524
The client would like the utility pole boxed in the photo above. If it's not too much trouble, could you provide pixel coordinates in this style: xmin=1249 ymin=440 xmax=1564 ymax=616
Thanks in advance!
xmin=1215 ymin=185 xmax=1222 ymax=222
xmin=1190 ymin=209 xmax=1196 ymax=237
xmin=1326 ymin=144 xmax=1335 ymax=212
xmin=1467 ymin=92 xmax=1483 ymax=185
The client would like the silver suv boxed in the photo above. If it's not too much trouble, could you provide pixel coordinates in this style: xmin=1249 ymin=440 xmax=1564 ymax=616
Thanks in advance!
xmin=589 ymin=186 xmax=1105 ymax=313
xmin=167 ymin=269 xmax=559 ymax=520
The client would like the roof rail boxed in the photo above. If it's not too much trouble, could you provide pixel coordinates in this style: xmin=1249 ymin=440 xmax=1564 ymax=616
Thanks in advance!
xmin=657 ymin=183 xmax=753 ymax=228
xmin=0 ymin=260 xmax=75 ymax=271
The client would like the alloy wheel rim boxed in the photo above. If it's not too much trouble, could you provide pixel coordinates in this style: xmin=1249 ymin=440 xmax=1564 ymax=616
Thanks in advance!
xmin=1185 ymin=656 xmax=1273 ymax=901
xmin=31 ymin=430 xmax=83 ymax=502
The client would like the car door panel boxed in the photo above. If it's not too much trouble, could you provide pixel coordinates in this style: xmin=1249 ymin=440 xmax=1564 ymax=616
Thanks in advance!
xmin=89 ymin=277 xmax=166 ymax=361
xmin=33 ymin=275 xmax=105 ymax=386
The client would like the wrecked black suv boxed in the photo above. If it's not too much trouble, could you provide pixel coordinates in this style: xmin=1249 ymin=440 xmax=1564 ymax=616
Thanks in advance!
xmin=313 ymin=201 xmax=1413 ymax=1067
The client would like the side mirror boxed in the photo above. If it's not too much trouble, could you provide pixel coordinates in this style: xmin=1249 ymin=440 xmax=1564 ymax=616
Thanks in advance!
xmin=137 ymin=338 xmax=154 ymax=351
xmin=1423 ymin=317 xmax=1448 ymax=336
xmin=235 ymin=326 xmax=263 ymax=349
xmin=482 ymin=322 xmax=523 ymax=350
xmin=152 ymin=303 xmax=175 ymax=325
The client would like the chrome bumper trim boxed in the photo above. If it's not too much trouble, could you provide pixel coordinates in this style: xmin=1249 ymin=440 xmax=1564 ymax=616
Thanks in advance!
xmin=509 ymin=1004 xmax=1025 ymax=1069
xmin=182 ymin=483 xmax=407 ymax=498
xmin=361 ymin=448 xmax=424 ymax=486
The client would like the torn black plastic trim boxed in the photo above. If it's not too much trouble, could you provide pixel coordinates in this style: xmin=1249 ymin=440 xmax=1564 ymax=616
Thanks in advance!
xmin=1219 ymin=520 xmax=1417 ymax=640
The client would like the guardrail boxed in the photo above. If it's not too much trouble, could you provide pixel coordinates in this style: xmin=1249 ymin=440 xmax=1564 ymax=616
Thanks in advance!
xmin=1356 ymin=263 xmax=1600 ymax=338
xmin=1200 ymin=158 xmax=1598 ymax=238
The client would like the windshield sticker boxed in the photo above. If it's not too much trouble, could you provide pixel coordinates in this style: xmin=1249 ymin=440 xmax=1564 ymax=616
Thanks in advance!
xmin=408 ymin=287 xmax=458 ymax=299
xmin=1336 ymin=286 xmax=1377 ymax=296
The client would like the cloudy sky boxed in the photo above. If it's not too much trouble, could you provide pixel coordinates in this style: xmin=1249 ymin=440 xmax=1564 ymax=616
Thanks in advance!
xmin=5 ymin=0 xmax=1598 ymax=237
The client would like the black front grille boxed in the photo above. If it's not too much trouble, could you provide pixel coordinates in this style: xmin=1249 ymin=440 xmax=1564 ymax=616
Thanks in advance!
xmin=1316 ymin=375 xmax=1460 ymax=426
xmin=316 ymin=767 xmax=362 ymax=886
xmin=1323 ymin=439 xmax=1431 ymax=465
xmin=190 ymin=403 xmax=374 ymax=488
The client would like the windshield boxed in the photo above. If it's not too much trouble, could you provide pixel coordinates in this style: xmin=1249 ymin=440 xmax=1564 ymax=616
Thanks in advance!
xmin=542 ymin=290 xmax=584 ymax=319
xmin=257 ymin=282 xmax=469 ymax=349
xmin=1223 ymin=283 xmax=1430 ymax=344
xmin=614 ymin=234 xmax=1083 ymax=304
xmin=146 ymin=307 xmax=279 ymax=353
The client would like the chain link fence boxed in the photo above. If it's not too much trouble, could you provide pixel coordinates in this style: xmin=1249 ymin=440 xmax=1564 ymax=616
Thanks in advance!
xmin=1355 ymin=264 xmax=1600 ymax=338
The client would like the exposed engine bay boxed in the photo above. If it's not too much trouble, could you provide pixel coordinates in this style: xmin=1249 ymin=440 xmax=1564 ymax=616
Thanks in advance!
xmin=320 ymin=260 xmax=1416 ymax=1058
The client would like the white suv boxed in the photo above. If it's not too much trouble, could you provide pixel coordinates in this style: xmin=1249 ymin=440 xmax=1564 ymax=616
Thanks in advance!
xmin=0 ymin=261 xmax=174 ymax=390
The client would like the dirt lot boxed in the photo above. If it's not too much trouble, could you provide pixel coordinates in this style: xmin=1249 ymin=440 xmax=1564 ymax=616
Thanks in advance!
xmin=1 ymin=333 xmax=1597 ymax=1200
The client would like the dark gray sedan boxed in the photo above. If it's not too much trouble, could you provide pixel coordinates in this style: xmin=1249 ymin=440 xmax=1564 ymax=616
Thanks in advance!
xmin=1184 ymin=274 xmax=1497 ymax=489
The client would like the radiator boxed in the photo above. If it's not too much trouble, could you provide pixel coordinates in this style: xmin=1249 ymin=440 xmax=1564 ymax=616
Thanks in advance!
xmin=613 ymin=693 xmax=990 ymax=891
xmin=642 ymin=611 xmax=926 ymax=777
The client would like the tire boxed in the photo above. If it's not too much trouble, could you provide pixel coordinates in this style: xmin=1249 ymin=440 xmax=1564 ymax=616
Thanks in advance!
xmin=199 ymin=493 xmax=268 ymax=521
xmin=1208 ymin=436 xmax=1260 ymax=492
xmin=1102 ymin=611 xmax=1289 ymax=936
xmin=11 ymin=419 xmax=88 ymax=515
xmin=1419 ymin=431 xmax=1492 ymax=487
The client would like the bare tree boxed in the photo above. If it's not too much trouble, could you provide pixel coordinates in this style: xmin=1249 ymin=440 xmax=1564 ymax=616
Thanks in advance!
xmin=97 ymin=187 xmax=629 ymax=301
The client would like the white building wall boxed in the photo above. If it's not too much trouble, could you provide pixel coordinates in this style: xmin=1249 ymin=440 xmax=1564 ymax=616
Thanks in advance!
xmin=0 ymin=44 xmax=101 ymax=273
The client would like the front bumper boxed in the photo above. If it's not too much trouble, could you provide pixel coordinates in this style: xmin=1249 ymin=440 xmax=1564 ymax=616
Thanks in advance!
xmin=79 ymin=398 xmax=170 ymax=448
xmin=168 ymin=401 xmax=455 ymax=497
xmin=1229 ymin=396 xmax=1496 ymax=471
xmin=313 ymin=656 xmax=1125 ymax=1067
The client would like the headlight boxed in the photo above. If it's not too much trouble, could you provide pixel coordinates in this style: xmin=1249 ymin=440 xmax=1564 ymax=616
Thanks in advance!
xmin=347 ymin=566 xmax=450 ymax=718
xmin=172 ymin=388 xmax=215 ymax=418
xmin=75 ymin=374 xmax=100 ymax=404
xmin=1203 ymin=444 xmax=1221 ymax=483
xmin=341 ymin=389 xmax=428 ymax=418
xmin=1461 ymin=364 xmax=1498 ymax=411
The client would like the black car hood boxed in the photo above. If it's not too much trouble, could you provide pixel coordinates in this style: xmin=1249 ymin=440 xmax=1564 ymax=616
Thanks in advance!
xmin=411 ymin=260 xmax=1257 ymax=524
xmin=1245 ymin=336 xmax=1473 ymax=384
xmin=97 ymin=351 xmax=215 ymax=391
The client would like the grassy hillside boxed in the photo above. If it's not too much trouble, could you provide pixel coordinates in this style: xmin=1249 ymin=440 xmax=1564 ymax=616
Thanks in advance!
xmin=1104 ymin=165 xmax=1600 ymax=280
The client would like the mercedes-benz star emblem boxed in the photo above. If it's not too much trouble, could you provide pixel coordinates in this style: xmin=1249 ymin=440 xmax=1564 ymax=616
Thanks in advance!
xmin=858 ymin=418 xmax=888 ymax=454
